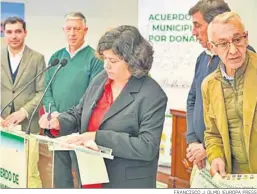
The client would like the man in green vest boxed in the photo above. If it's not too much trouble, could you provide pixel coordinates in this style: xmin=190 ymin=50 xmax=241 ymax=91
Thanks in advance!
xmin=203 ymin=11 xmax=257 ymax=175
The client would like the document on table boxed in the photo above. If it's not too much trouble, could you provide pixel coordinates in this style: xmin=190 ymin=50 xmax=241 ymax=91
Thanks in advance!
xmin=212 ymin=173 xmax=257 ymax=188
xmin=191 ymin=167 xmax=257 ymax=188
xmin=191 ymin=167 xmax=217 ymax=188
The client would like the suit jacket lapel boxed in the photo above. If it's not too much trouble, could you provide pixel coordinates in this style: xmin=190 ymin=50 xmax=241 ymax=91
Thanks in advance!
xmin=100 ymin=76 xmax=143 ymax=126
xmin=1 ymin=47 xmax=13 ymax=85
xmin=13 ymin=46 xmax=32 ymax=88
xmin=80 ymin=74 xmax=107 ymax=133
xmin=243 ymin=54 xmax=257 ymax=154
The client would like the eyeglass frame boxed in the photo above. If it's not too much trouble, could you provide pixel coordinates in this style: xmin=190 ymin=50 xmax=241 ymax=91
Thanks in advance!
xmin=210 ymin=32 xmax=248 ymax=51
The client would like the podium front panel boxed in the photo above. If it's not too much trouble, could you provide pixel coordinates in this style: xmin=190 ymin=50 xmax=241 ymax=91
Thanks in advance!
xmin=0 ymin=128 xmax=54 ymax=188
xmin=0 ymin=130 xmax=27 ymax=188
xmin=28 ymin=135 xmax=54 ymax=188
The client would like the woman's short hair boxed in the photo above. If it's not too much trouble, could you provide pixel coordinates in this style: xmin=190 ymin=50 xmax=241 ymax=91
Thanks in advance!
xmin=97 ymin=25 xmax=154 ymax=78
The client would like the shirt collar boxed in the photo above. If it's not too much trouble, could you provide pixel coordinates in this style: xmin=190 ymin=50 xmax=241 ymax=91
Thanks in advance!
xmin=104 ymin=78 xmax=129 ymax=91
xmin=205 ymin=49 xmax=215 ymax=57
xmin=65 ymin=41 xmax=88 ymax=58
xmin=205 ymin=49 xmax=217 ymax=67
xmin=8 ymin=45 xmax=25 ymax=58
xmin=220 ymin=62 xmax=234 ymax=81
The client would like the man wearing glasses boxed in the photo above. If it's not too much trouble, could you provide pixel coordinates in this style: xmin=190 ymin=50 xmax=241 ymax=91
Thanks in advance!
xmin=186 ymin=0 xmax=255 ymax=173
xmin=202 ymin=11 xmax=257 ymax=175
xmin=42 ymin=12 xmax=103 ymax=188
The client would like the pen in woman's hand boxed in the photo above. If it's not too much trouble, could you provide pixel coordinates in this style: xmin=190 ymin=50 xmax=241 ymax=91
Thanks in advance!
xmin=47 ymin=103 xmax=52 ymax=129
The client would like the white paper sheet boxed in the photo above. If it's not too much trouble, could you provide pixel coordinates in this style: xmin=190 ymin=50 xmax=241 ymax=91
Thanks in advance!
xmin=40 ymin=134 xmax=112 ymax=185
xmin=75 ymin=149 xmax=109 ymax=185
xmin=191 ymin=166 xmax=217 ymax=188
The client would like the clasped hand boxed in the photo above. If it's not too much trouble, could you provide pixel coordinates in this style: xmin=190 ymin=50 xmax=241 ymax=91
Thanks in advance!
xmin=38 ymin=113 xmax=96 ymax=147
xmin=186 ymin=142 xmax=207 ymax=169
xmin=38 ymin=112 xmax=60 ymax=130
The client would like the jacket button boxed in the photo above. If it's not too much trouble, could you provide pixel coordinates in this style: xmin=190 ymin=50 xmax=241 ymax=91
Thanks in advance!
xmin=12 ymin=90 xmax=15 ymax=93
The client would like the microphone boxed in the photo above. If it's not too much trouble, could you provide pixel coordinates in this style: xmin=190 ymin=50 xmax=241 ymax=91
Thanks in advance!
xmin=25 ymin=58 xmax=68 ymax=135
xmin=0 ymin=58 xmax=60 ymax=116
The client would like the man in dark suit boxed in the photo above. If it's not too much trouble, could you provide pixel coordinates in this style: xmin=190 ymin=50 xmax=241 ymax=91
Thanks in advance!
xmin=1 ymin=17 xmax=46 ymax=187
xmin=39 ymin=25 xmax=168 ymax=188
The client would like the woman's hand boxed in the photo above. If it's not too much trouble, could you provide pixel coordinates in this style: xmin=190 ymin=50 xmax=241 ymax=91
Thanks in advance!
xmin=38 ymin=113 xmax=60 ymax=130
xmin=60 ymin=132 xmax=96 ymax=146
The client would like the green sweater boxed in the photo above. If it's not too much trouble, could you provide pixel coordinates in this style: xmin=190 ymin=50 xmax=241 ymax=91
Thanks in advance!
xmin=43 ymin=45 xmax=104 ymax=113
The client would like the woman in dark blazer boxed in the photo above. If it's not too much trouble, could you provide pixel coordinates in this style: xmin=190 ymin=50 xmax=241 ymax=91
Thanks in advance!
xmin=39 ymin=25 xmax=167 ymax=188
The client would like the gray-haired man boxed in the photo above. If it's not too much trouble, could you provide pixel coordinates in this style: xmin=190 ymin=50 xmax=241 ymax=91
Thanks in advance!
xmin=42 ymin=12 xmax=104 ymax=188
xmin=186 ymin=0 xmax=255 ymax=173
